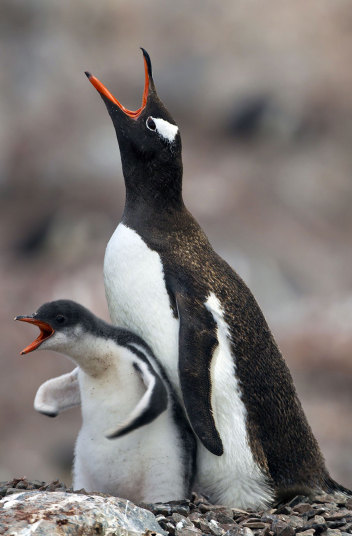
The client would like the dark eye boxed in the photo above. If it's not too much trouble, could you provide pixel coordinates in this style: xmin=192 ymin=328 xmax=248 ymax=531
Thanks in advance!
xmin=146 ymin=117 xmax=156 ymax=131
xmin=56 ymin=315 xmax=66 ymax=324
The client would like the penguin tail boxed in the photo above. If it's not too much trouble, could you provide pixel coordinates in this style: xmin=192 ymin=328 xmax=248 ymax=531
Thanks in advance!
xmin=324 ymin=476 xmax=352 ymax=496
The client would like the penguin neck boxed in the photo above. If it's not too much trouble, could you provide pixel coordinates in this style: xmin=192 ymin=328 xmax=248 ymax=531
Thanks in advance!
xmin=61 ymin=334 xmax=115 ymax=378
xmin=122 ymin=154 xmax=185 ymax=219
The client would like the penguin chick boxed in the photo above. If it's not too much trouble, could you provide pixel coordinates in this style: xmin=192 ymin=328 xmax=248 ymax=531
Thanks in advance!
xmin=16 ymin=299 xmax=196 ymax=503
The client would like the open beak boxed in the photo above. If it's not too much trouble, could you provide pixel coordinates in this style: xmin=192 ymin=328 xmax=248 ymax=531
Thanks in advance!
xmin=85 ymin=48 xmax=152 ymax=119
xmin=15 ymin=316 xmax=55 ymax=355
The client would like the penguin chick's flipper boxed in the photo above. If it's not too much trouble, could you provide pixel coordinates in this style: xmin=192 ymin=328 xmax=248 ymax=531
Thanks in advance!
xmin=106 ymin=357 xmax=168 ymax=439
xmin=176 ymin=292 xmax=223 ymax=456
xmin=34 ymin=368 xmax=80 ymax=417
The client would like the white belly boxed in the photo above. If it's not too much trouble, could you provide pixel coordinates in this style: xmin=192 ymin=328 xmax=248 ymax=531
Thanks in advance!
xmin=197 ymin=293 xmax=273 ymax=508
xmin=104 ymin=223 xmax=180 ymax=394
xmin=74 ymin=362 xmax=187 ymax=503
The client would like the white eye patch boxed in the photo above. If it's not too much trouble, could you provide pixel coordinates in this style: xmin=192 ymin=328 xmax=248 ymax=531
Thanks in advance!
xmin=147 ymin=117 xmax=178 ymax=143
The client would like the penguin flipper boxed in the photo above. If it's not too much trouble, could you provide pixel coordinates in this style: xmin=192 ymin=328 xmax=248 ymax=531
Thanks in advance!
xmin=106 ymin=359 xmax=168 ymax=439
xmin=176 ymin=292 xmax=224 ymax=456
xmin=34 ymin=368 xmax=80 ymax=417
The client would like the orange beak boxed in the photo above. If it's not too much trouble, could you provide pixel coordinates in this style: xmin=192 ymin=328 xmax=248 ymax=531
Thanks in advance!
xmin=85 ymin=50 xmax=150 ymax=119
xmin=15 ymin=316 xmax=55 ymax=355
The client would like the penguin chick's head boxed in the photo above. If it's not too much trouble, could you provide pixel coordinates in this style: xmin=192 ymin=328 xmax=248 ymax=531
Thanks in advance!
xmin=15 ymin=300 xmax=94 ymax=355
xmin=85 ymin=49 xmax=183 ymax=205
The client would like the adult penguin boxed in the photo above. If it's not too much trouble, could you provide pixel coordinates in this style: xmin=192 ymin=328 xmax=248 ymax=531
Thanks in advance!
xmin=85 ymin=50 xmax=350 ymax=508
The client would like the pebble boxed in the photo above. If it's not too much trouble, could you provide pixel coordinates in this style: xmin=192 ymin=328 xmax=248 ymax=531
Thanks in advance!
xmin=15 ymin=480 xmax=28 ymax=489
xmin=231 ymin=508 xmax=252 ymax=516
xmin=165 ymin=522 xmax=176 ymax=535
xmin=243 ymin=521 xmax=268 ymax=529
xmin=176 ymin=527 xmax=201 ymax=536
xmin=323 ymin=530 xmax=343 ymax=536
xmin=305 ymin=514 xmax=327 ymax=532
xmin=325 ymin=509 xmax=351 ymax=520
xmin=271 ymin=519 xmax=295 ymax=536
xmin=286 ymin=496 xmax=310 ymax=508
xmin=276 ymin=506 xmax=292 ymax=515
xmin=311 ymin=506 xmax=327 ymax=516
xmin=326 ymin=520 xmax=347 ymax=529
xmin=243 ymin=528 xmax=255 ymax=536
xmin=0 ymin=479 xmax=351 ymax=536
xmin=190 ymin=516 xmax=214 ymax=532
xmin=172 ymin=513 xmax=193 ymax=528
xmin=143 ymin=502 xmax=190 ymax=517
xmin=292 ymin=503 xmax=312 ymax=514
xmin=261 ymin=513 xmax=278 ymax=523
xmin=286 ymin=515 xmax=304 ymax=529
xmin=5 ymin=488 xmax=22 ymax=495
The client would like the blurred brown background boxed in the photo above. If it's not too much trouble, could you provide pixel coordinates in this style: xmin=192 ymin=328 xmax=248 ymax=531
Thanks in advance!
xmin=1 ymin=1 xmax=351 ymax=490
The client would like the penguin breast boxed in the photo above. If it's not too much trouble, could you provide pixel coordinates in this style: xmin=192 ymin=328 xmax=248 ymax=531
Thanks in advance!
xmin=104 ymin=223 xmax=180 ymax=391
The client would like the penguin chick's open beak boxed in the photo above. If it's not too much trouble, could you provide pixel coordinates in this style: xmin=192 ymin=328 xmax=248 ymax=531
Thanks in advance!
xmin=85 ymin=48 xmax=151 ymax=119
xmin=15 ymin=316 xmax=54 ymax=355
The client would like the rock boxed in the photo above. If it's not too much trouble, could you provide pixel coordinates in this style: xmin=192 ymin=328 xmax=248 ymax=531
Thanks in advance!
xmin=240 ymin=528 xmax=254 ymax=536
xmin=175 ymin=527 xmax=202 ymax=536
xmin=326 ymin=520 xmax=347 ymax=529
xmin=207 ymin=518 xmax=225 ymax=536
xmin=5 ymin=488 xmax=21 ymax=495
xmin=271 ymin=519 xmax=295 ymax=536
xmin=275 ymin=506 xmax=292 ymax=515
xmin=314 ymin=494 xmax=336 ymax=504
xmin=277 ymin=515 xmax=303 ymax=531
xmin=325 ymin=509 xmax=351 ymax=521
xmin=242 ymin=521 xmax=268 ymax=529
xmin=224 ymin=528 xmax=253 ymax=536
xmin=15 ymin=480 xmax=28 ymax=490
xmin=322 ymin=530 xmax=342 ymax=536
xmin=155 ymin=514 xmax=169 ymax=529
xmin=292 ymin=502 xmax=312 ymax=514
xmin=172 ymin=512 xmax=198 ymax=536
xmin=141 ymin=501 xmax=190 ymax=517
xmin=261 ymin=513 xmax=278 ymax=524
xmin=334 ymin=494 xmax=348 ymax=507
xmin=285 ymin=496 xmax=310 ymax=508
xmin=305 ymin=514 xmax=327 ymax=532
xmin=206 ymin=509 xmax=235 ymax=524
xmin=190 ymin=515 xmax=215 ymax=532
xmin=32 ymin=480 xmax=46 ymax=489
xmin=172 ymin=512 xmax=194 ymax=527
xmin=0 ymin=490 xmax=166 ymax=536
xmin=231 ymin=508 xmax=253 ymax=517
xmin=311 ymin=506 xmax=327 ymax=516
xmin=0 ymin=478 xmax=351 ymax=536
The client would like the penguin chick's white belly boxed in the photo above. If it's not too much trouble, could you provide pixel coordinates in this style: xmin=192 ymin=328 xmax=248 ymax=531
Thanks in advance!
xmin=74 ymin=350 xmax=187 ymax=503
xmin=104 ymin=223 xmax=180 ymax=394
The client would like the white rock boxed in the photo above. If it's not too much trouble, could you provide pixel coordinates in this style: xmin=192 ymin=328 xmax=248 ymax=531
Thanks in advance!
xmin=0 ymin=490 xmax=166 ymax=536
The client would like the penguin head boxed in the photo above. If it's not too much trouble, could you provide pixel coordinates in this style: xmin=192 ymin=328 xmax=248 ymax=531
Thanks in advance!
xmin=85 ymin=49 xmax=183 ymax=205
xmin=15 ymin=300 xmax=95 ymax=355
